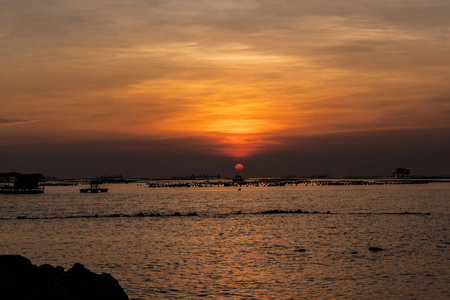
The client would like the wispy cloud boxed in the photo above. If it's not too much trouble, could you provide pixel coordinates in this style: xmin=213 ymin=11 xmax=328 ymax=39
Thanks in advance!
xmin=0 ymin=119 xmax=37 ymax=127
xmin=1 ymin=0 xmax=449 ymax=157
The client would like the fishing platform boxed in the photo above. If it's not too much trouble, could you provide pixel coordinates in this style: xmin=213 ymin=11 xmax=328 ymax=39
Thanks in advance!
xmin=80 ymin=181 xmax=108 ymax=193
xmin=0 ymin=172 xmax=45 ymax=194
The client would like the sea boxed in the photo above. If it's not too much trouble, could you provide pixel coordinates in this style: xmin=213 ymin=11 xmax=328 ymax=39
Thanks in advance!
xmin=1 ymin=180 xmax=449 ymax=299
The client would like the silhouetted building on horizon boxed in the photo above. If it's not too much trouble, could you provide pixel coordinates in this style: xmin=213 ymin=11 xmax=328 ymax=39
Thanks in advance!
xmin=80 ymin=180 xmax=108 ymax=193
xmin=233 ymin=175 xmax=245 ymax=185
xmin=0 ymin=172 xmax=45 ymax=194
xmin=99 ymin=175 xmax=125 ymax=183
xmin=393 ymin=168 xmax=410 ymax=179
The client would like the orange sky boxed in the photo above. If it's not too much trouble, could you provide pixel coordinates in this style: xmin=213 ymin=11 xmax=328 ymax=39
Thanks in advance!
xmin=1 ymin=0 xmax=450 ymax=176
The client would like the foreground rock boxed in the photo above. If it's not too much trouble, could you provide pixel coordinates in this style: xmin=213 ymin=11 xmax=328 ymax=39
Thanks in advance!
xmin=0 ymin=255 xmax=128 ymax=300
xmin=368 ymin=247 xmax=384 ymax=251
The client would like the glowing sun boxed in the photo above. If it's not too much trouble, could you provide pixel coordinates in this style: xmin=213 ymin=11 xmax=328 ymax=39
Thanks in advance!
xmin=235 ymin=163 xmax=244 ymax=171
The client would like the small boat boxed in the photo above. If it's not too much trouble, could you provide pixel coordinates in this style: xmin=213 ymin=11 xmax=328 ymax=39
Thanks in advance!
xmin=80 ymin=181 xmax=108 ymax=193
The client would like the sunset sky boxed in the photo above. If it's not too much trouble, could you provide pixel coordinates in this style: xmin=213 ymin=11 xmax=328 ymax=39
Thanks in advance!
xmin=1 ymin=0 xmax=449 ymax=178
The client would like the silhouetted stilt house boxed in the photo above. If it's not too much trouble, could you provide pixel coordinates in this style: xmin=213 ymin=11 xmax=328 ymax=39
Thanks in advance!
xmin=0 ymin=172 xmax=45 ymax=194
xmin=393 ymin=168 xmax=410 ymax=179
xmin=232 ymin=175 xmax=245 ymax=185
xmin=80 ymin=181 xmax=108 ymax=193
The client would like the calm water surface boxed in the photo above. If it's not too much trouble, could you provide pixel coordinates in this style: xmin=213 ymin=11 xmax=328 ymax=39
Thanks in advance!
xmin=1 ymin=182 xmax=449 ymax=299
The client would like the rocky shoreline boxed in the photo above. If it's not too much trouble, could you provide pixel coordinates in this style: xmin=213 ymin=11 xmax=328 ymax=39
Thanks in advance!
xmin=0 ymin=255 xmax=128 ymax=300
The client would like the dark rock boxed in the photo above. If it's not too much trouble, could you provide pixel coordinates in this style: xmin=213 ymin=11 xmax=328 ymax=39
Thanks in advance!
xmin=172 ymin=212 xmax=181 ymax=216
xmin=0 ymin=254 xmax=128 ymax=300
xmin=186 ymin=212 xmax=198 ymax=216
xmin=294 ymin=248 xmax=306 ymax=252
xmin=261 ymin=209 xmax=283 ymax=214
xmin=368 ymin=247 xmax=384 ymax=251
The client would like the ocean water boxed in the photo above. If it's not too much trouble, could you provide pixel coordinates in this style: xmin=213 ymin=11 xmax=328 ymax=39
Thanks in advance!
xmin=1 ymin=182 xmax=449 ymax=299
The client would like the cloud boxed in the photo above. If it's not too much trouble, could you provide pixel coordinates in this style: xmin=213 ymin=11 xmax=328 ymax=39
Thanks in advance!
xmin=0 ymin=119 xmax=36 ymax=127
xmin=1 ymin=127 xmax=448 ymax=178
xmin=0 ymin=0 xmax=449 ymax=161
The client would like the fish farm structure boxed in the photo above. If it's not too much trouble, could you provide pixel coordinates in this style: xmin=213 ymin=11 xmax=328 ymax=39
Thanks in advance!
xmin=0 ymin=172 xmax=45 ymax=194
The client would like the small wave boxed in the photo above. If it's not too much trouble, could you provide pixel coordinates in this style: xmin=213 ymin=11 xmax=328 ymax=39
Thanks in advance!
xmin=8 ymin=210 xmax=431 ymax=221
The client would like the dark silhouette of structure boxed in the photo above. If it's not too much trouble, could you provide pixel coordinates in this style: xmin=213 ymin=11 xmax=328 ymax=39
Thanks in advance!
xmin=99 ymin=175 xmax=127 ymax=183
xmin=80 ymin=181 xmax=108 ymax=193
xmin=0 ymin=172 xmax=45 ymax=194
xmin=232 ymin=175 xmax=245 ymax=185
xmin=393 ymin=168 xmax=410 ymax=179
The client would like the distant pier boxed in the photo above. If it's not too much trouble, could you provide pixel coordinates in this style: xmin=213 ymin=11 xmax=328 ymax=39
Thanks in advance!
xmin=147 ymin=178 xmax=431 ymax=188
